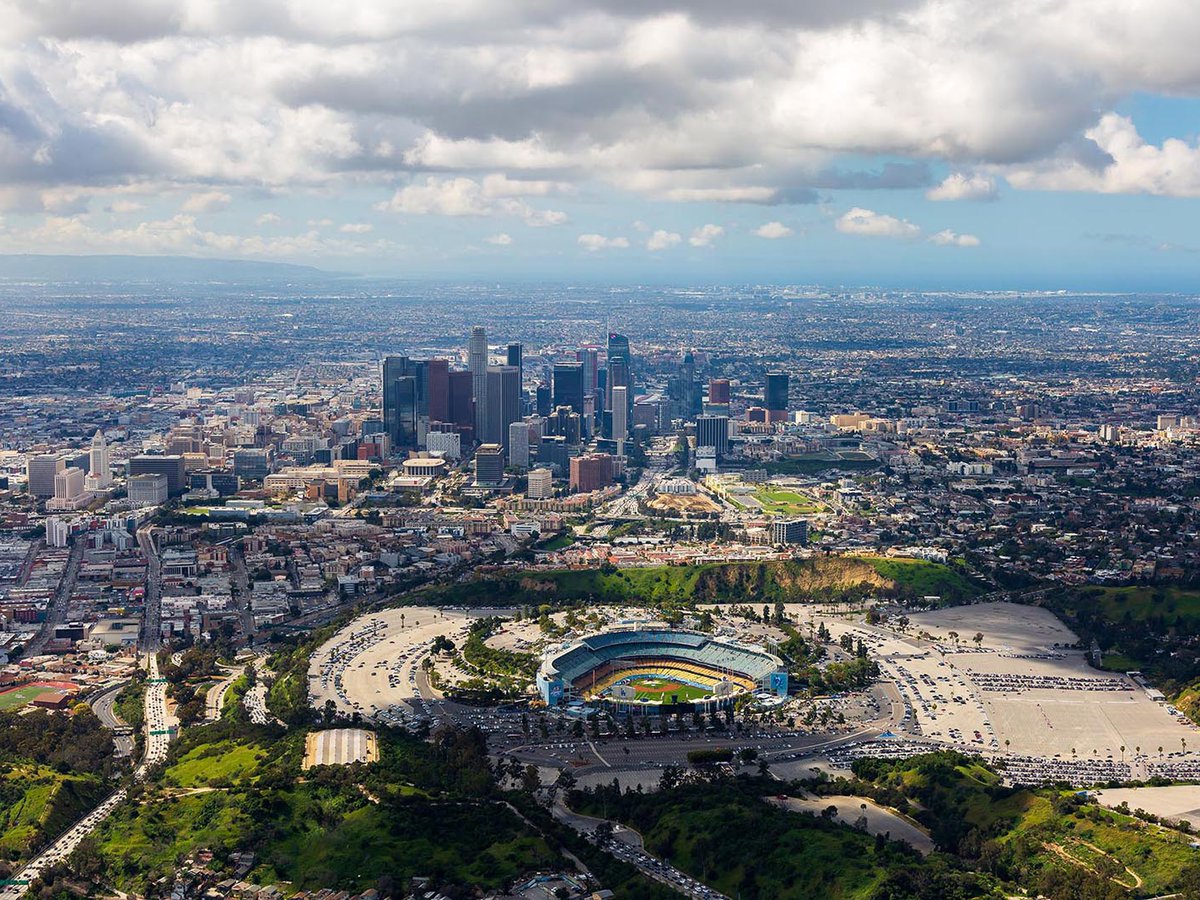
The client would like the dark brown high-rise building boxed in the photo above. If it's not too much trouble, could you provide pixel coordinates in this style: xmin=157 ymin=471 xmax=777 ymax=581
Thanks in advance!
xmin=427 ymin=358 xmax=450 ymax=424
xmin=709 ymin=378 xmax=731 ymax=405
xmin=448 ymin=370 xmax=475 ymax=442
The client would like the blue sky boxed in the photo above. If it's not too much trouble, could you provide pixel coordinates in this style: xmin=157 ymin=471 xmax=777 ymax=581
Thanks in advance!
xmin=3 ymin=1 xmax=1200 ymax=288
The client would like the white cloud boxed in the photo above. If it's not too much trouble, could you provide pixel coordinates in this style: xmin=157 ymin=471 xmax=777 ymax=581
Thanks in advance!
xmin=927 ymin=172 xmax=998 ymax=201
xmin=688 ymin=224 xmax=724 ymax=247
xmin=339 ymin=222 xmax=373 ymax=233
xmin=835 ymin=207 xmax=921 ymax=239
xmin=578 ymin=233 xmax=630 ymax=252
xmin=1003 ymin=113 xmax=1200 ymax=197
xmin=107 ymin=200 xmax=145 ymax=214
xmin=754 ymin=221 xmax=793 ymax=239
xmin=0 ymin=213 xmax=399 ymax=260
xmin=307 ymin=218 xmax=334 ymax=227
xmin=929 ymin=229 xmax=981 ymax=247
xmin=256 ymin=212 xmax=282 ymax=226
xmin=377 ymin=175 xmax=567 ymax=225
xmin=646 ymin=229 xmax=682 ymax=251
xmin=6 ymin=0 xmax=1200 ymax=263
xmin=484 ymin=232 xmax=513 ymax=245
xmin=180 ymin=191 xmax=232 ymax=213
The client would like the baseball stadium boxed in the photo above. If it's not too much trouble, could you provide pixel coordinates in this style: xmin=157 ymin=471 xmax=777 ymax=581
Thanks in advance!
xmin=537 ymin=628 xmax=788 ymax=715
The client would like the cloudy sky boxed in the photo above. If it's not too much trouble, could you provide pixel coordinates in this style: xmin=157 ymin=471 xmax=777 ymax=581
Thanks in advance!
xmin=3 ymin=0 xmax=1200 ymax=287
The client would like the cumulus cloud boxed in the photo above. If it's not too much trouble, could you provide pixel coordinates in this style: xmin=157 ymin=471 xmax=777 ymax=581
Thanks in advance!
xmin=256 ymin=212 xmax=282 ymax=225
xmin=107 ymin=200 xmax=145 ymax=214
xmin=484 ymin=232 xmax=513 ymax=245
xmin=688 ymin=223 xmax=724 ymax=247
xmin=929 ymin=229 xmax=981 ymax=247
xmin=646 ymin=229 xmax=682 ymax=251
xmin=377 ymin=175 xmax=568 ymax=225
xmin=4 ymin=1 xmax=1200 ymax=205
xmin=339 ymin=222 xmax=373 ymax=233
xmin=578 ymin=233 xmax=630 ymax=251
xmin=835 ymin=207 xmax=921 ymax=239
xmin=754 ymin=221 xmax=793 ymax=239
xmin=927 ymin=172 xmax=998 ymax=201
xmin=1003 ymin=114 xmax=1200 ymax=197
xmin=180 ymin=191 xmax=232 ymax=213
xmin=5 ymin=0 xmax=1200 ymax=261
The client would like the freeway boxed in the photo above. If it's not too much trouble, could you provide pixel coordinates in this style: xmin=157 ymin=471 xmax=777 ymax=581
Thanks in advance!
xmin=0 ymin=655 xmax=176 ymax=900
xmin=550 ymin=796 xmax=727 ymax=899
xmin=204 ymin=665 xmax=246 ymax=721
xmin=136 ymin=526 xmax=162 ymax=652
xmin=89 ymin=682 xmax=134 ymax=757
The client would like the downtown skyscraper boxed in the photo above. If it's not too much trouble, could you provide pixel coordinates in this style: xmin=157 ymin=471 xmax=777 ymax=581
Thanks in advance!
xmin=468 ymin=326 xmax=488 ymax=441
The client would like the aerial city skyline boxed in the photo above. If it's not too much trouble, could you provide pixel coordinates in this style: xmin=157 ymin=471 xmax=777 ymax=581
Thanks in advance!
xmin=4 ymin=282 xmax=1200 ymax=898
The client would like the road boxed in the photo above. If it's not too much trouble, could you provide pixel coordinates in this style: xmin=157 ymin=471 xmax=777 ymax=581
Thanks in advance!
xmin=89 ymin=682 xmax=134 ymax=757
xmin=136 ymin=526 xmax=161 ymax=652
xmin=550 ymin=796 xmax=727 ymax=899
xmin=204 ymin=665 xmax=245 ymax=721
xmin=23 ymin=539 xmax=84 ymax=657
xmin=0 ymin=655 xmax=176 ymax=899
xmin=594 ymin=439 xmax=674 ymax=521
xmin=228 ymin=542 xmax=256 ymax=645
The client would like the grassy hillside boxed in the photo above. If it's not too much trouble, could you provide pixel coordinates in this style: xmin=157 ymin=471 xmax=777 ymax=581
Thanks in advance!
xmin=1040 ymin=585 xmax=1200 ymax=692
xmin=93 ymin=720 xmax=562 ymax=894
xmin=0 ymin=764 xmax=107 ymax=864
xmin=845 ymin=751 xmax=1200 ymax=897
xmin=416 ymin=557 xmax=982 ymax=610
xmin=570 ymin=777 xmax=994 ymax=899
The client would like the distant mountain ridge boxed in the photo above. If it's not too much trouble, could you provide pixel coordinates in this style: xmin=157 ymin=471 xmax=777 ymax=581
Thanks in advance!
xmin=0 ymin=254 xmax=341 ymax=282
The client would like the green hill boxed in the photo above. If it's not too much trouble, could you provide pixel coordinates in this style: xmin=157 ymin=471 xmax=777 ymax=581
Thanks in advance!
xmin=0 ymin=763 xmax=107 ymax=864
xmin=845 ymin=751 xmax=1200 ymax=897
xmin=416 ymin=557 xmax=982 ymax=610
xmin=93 ymin=721 xmax=561 ymax=894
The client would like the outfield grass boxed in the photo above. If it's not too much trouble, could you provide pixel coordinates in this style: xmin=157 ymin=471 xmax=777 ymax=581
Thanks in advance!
xmin=0 ymin=686 xmax=49 ymax=710
xmin=622 ymin=679 xmax=714 ymax=702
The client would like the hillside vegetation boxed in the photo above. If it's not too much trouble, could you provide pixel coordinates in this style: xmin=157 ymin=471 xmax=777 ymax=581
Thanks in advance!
xmin=1041 ymin=585 xmax=1200 ymax=698
xmin=573 ymin=752 xmax=1200 ymax=899
xmin=90 ymin=720 xmax=560 ymax=894
xmin=417 ymin=557 xmax=981 ymax=609
xmin=0 ymin=764 xmax=107 ymax=869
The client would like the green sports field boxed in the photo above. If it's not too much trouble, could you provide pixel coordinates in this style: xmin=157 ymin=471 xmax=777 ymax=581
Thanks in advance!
xmin=752 ymin=485 xmax=825 ymax=516
xmin=616 ymin=677 xmax=716 ymax=702
xmin=0 ymin=686 xmax=51 ymax=711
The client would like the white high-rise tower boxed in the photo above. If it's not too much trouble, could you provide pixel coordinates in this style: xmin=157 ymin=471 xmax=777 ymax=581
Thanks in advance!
xmin=611 ymin=385 xmax=628 ymax=457
xmin=468 ymin=326 xmax=488 ymax=442
xmin=86 ymin=430 xmax=112 ymax=490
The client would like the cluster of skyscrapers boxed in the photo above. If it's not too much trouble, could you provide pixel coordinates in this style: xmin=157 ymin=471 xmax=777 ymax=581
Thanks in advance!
xmin=380 ymin=328 xmax=639 ymax=477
